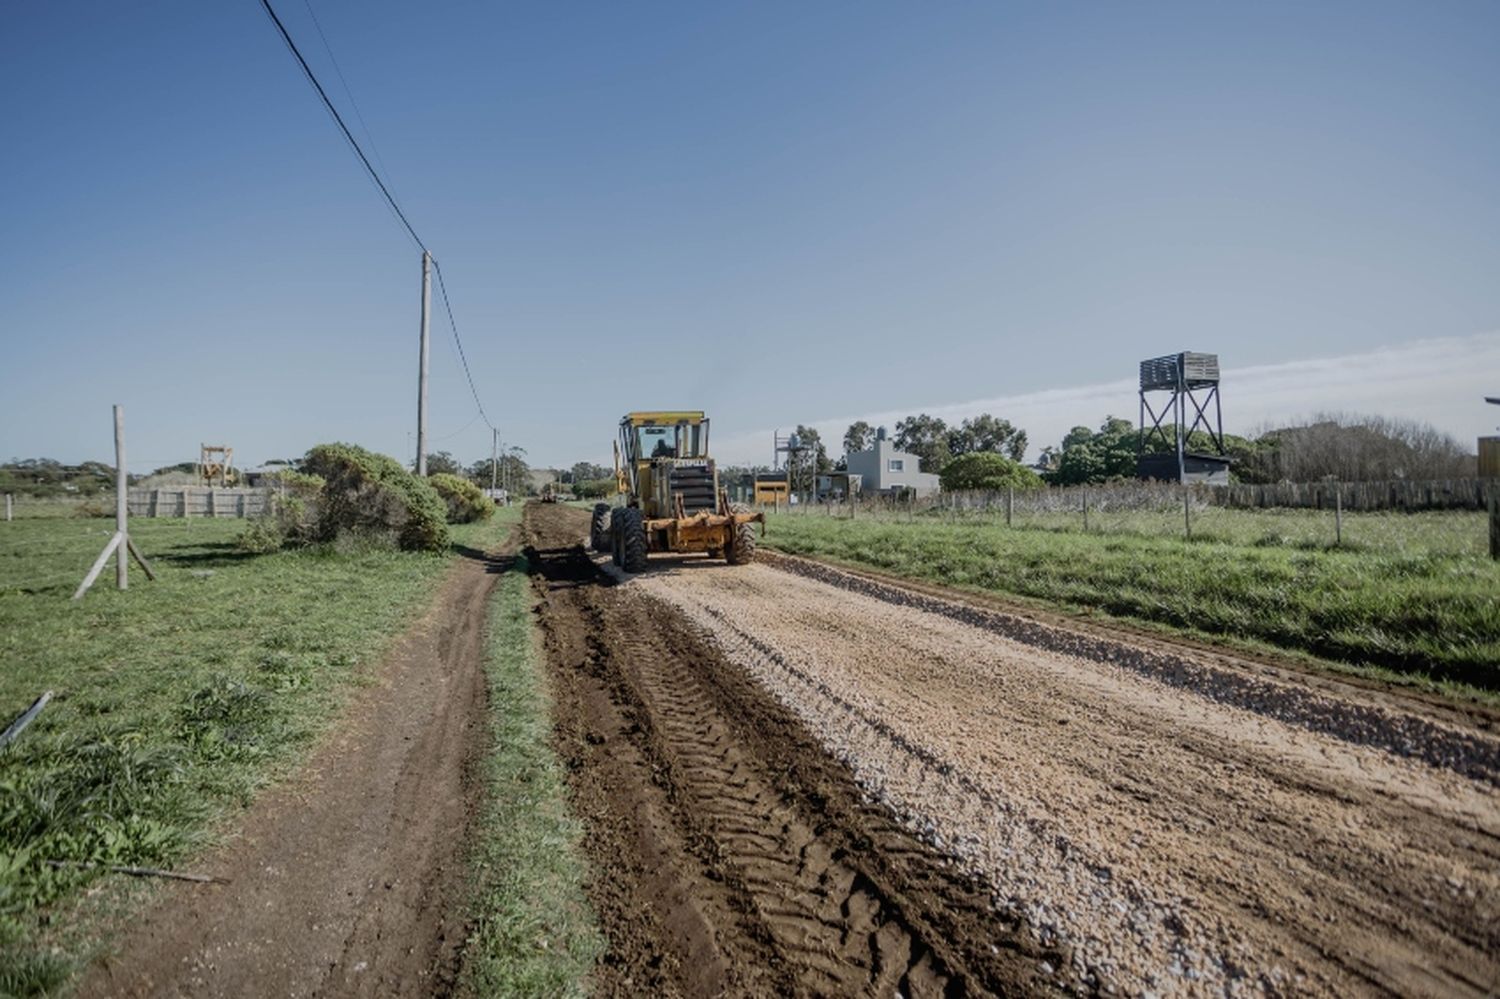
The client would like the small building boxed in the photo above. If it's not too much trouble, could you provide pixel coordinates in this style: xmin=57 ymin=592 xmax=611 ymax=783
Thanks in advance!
xmin=1137 ymin=452 xmax=1232 ymax=486
xmin=753 ymin=472 xmax=790 ymax=505
xmin=845 ymin=433 xmax=941 ymax=497
xmin=814 ymin=471 xmax=862 ymax=502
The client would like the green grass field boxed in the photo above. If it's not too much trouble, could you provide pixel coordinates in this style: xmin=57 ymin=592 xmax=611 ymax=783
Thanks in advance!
xmin=766 ymin=508 xmax=1500 ymax=699
xmin=0 ymin=514 xmax=504 ymax=995
xmin=462 ymin=516 xmax=602 ymax=997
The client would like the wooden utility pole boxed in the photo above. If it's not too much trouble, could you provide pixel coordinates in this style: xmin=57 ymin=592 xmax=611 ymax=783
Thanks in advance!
xmin=416 ymin=250 xmax=431 ymax=476
xmin=75 ymin=405 xmax=155 ymax=600
xmin=490 ymin=428 xmax=499 ymax=495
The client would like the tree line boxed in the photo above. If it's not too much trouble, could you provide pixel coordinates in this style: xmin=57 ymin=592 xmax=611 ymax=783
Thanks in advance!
xmin=763 ymin=408 xmax=1478 ymax=495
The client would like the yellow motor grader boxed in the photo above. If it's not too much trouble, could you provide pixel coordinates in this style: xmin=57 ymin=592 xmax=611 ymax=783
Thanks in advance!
xmin=592 ymin=411 xmax=763 ymax=572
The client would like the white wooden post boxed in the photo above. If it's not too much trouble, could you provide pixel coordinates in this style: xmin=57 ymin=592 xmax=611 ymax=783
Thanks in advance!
xmin=74 ymin=405 xmax=154 ymax=600
xmin=1334 ymin=483 xmax=1343 ymax=546
xmin=4 ymin=494 xmax=11 ymax=522
xmin=114 ymin=405 xmax=127 ymax=590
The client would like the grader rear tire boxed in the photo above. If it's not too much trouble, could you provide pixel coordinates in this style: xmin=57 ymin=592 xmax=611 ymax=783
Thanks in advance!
xmin=725 ymin=503 xmax=757 ymax=565
xmin=590 ymin=503 xmax=611 ymax=552
xmin=615 ymin=506 xmax=649 ymax=573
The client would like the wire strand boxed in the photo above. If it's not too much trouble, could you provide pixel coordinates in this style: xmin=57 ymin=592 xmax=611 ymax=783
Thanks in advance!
xmin=431 ymin=259 xmax=494 ymax=432
xmin=258 ymin=0 xmax=426 ymax=254
xmin=299 ymin=0 xmax=395 ymax=184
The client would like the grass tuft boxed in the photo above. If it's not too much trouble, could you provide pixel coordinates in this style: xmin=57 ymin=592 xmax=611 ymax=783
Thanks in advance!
xmin=461 ymin=520 xmax=602 ymax=997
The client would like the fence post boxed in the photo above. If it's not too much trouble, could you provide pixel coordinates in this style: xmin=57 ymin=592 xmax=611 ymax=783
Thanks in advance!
xmin=1006 ymin=486 xmax=1013 ymax=527
xmin=1183 ymin=483 xmax=1191 ymax=539
xmin=1490 ymin=492 xmax=1498 ymax=561
xmin=1335 ymin=484 xmax=1343 ymax=546
xmin=4 ymin=494 xmax=10 ymax=522
xmin=1082 ymin=488 xmax=1089 ymax=532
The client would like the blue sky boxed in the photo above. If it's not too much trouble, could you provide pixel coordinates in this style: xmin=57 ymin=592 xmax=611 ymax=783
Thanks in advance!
xmin=2 ymin=1 xmax=1498 ymax=471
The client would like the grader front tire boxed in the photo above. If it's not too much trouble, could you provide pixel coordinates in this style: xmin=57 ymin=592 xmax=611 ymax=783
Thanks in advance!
xmin=725 ymin=504 xmax=757 ymax=565
xmin=616 ymin=506 xmax=649 ymax=574
xmin=590 ymin=503 xmax=611 ymax=552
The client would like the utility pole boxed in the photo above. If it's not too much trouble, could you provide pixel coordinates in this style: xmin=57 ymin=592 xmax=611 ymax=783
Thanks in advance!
xmin=491 ymin=429 xmax=499 ymax=495
xmin=416 ymin=250 xmax=431 ymax=476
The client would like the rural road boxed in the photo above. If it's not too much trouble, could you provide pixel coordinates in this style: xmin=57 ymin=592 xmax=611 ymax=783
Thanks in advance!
xmin=531 ymin=502 xmax=1499 ymax=997
xmin=71 ymin=503 xmax=1500 ymax=997
xmin=78 ymin=544 xmax=501 ymax=998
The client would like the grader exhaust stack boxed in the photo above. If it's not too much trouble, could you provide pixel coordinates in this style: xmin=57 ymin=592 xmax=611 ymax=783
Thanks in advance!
xmin=591 ymin=411 xmax=764 ymax=573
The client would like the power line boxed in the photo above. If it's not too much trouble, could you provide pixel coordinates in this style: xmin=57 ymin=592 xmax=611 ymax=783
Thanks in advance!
xmin=432 ymin=260 xmax=493 ymax=431
xmin=257 ymin=0 xmax=497 ymax=435
xmin=300 ymin=0 xmax=395 ymax=184
xmin=257 ymin=0 xmax=426 ymax=253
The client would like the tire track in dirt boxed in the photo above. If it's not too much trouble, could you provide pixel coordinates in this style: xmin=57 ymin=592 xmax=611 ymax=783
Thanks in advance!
xmin=624 ymin=541 xmax=1499 ymax=996
xmin=526 ymin=504 xmax=1045 ymax=997
xmin=77 ymin=544 xmax=505 ymax=999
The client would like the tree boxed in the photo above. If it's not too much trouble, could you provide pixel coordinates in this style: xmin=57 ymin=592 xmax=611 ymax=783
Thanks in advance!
xmin=893 ymin=414 xmax=951 ymax=473
xmin=1048 ymin=417 xmax=1139 ymax=485
xmin=786 ymin=425 xmax=830 ymax=498
xmin=574 ymin=478 xmax=616 ymax=499
xmin=939 ymin=452 xmax=1043 ymax=492
xmin=567 ymin=461 xmax=610 ymax=485
xmin=423 ymin=451 xmax=462 ymax=476
xmin=843 ymin=421 xmax=874 ymax=458
xmin=1252 ymin=414 xmax=1474 ymax=482
xmin=947 ymin=414 xmax=1028 ymax=462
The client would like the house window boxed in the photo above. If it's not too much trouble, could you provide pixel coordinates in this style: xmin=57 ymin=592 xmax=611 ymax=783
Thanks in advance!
xmin=887 ymin=459 xmax=904 ymax=472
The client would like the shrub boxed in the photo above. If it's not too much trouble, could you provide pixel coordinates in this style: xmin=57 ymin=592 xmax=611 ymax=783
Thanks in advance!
xmin=574 ymin=478 xmax=616 ymax=499
xmin=235 ymin=471 xmax=324 ymax=553
xmin=939 ymin=452 xmax=1044 ymax=492
xmin=300 ymin=444 xmax=449 ymax=552
xmin=430 ymin=473 xmax=494 ymax=524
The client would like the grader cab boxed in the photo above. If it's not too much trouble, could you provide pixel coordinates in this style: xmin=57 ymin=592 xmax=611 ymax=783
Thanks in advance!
xmin=591 ymin=411 xmax=763 ymax=573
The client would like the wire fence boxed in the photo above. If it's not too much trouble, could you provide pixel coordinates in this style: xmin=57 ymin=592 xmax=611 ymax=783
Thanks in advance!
xmin=770 ymin=480 xmax=1497 ymax=559
xmin=0 ymin=514 xmax=239 ymax=596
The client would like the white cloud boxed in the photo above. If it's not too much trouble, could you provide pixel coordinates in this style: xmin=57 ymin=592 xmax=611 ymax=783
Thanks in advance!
xmin=715 ymin=332 xmax=1500 ymax=464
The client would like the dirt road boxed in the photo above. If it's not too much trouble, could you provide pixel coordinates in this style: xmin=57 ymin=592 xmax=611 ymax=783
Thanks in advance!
xmin=79 ymin=547 xmax=501 ymax=998
xmin=530 ymin=503 xmax=1499 ymax=997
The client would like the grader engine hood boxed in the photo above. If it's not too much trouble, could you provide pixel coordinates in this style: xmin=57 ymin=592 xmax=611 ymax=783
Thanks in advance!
xmin=659 ymin=460 xmax=718 ymax=516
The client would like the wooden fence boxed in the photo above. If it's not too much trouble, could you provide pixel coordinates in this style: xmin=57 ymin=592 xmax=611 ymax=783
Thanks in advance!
xmin=1211 ymin=478 xmax=1495 ymax=511
xmin=776 ymin=477 xmax=1497 ymax=516
xmin=127 ymin=487 xmax=270 ymax=518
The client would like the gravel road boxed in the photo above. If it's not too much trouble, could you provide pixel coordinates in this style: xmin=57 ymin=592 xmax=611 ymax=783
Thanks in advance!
xmin=572 ymin=521 xmax=1500 ymax=996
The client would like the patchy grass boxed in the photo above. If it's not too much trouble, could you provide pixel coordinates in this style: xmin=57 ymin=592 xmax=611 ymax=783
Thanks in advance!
xmin=462 ymin=512 xmax=602 ymax=997
xmin=0 ymin=514 xmax=508 ymax=995
xmin=765 ymin=512 xmax=1500 ymax=699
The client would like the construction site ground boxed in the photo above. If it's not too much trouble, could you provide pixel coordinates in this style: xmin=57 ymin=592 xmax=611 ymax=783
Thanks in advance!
xmin=528 ymin=501 xmax=1498 ymax=997
xmin=73 ymin=501 xmax=1500 ymax=997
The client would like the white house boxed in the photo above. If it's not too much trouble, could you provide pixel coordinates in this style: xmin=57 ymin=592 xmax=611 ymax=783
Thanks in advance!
xmin=844 ymin=430 xmax=941 ymax=497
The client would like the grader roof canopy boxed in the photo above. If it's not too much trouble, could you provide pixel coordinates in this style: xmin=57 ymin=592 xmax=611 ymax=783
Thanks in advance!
xmin=621 ymin=411 xmax=706 ymax=426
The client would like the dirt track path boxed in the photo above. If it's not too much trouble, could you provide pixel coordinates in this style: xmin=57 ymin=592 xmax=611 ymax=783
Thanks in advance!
xmin=534 ymin=503 xmax=1499 ymax=997
xmin=79 ymin=547 xmax=501 ymax=998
